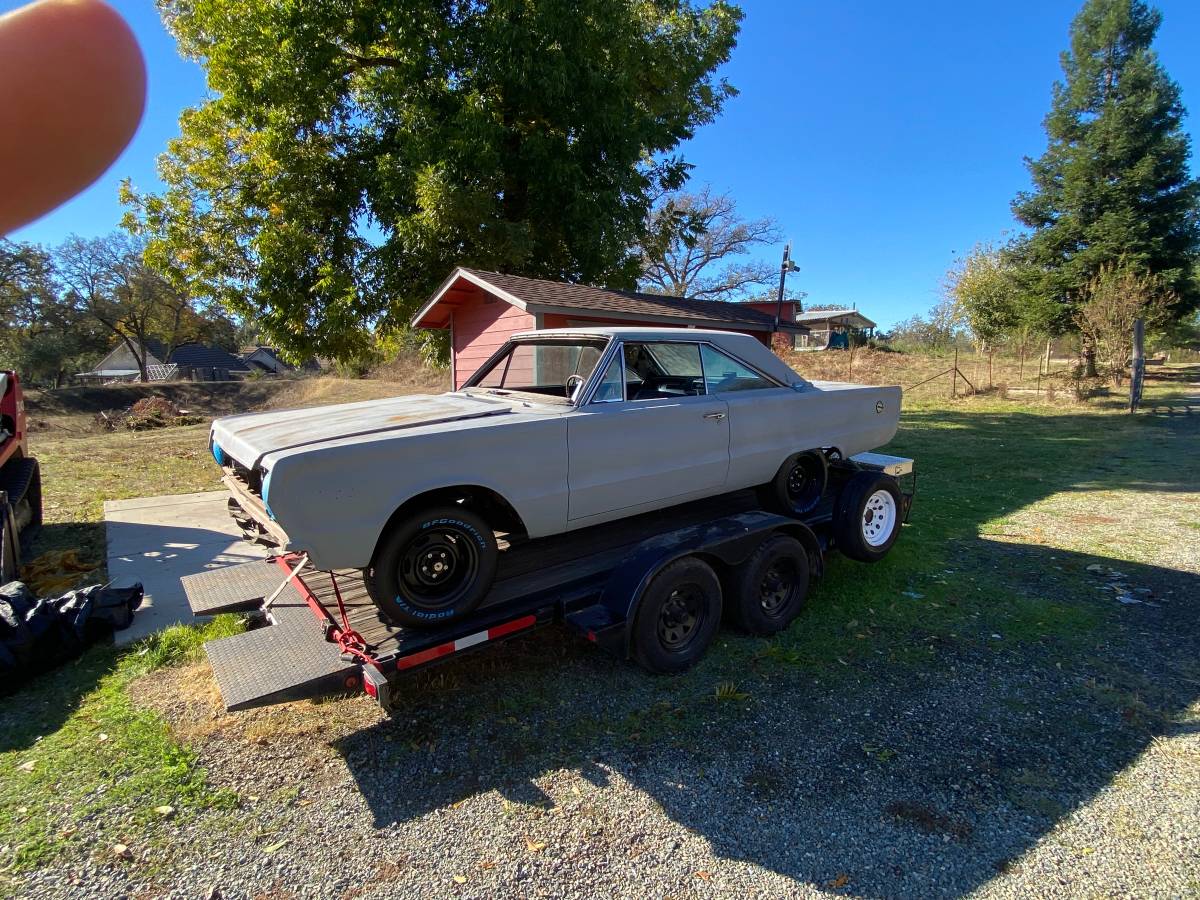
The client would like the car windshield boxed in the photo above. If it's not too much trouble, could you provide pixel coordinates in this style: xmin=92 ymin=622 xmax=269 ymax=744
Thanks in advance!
xmin=464 ymin=338 xmax=608 ymax=402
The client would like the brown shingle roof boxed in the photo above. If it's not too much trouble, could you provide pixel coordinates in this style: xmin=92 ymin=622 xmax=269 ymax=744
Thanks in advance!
xmin=463 ymin=268 xmax=788 ymax=330
xmin=416 ymin=267 xmax=805 ymax=332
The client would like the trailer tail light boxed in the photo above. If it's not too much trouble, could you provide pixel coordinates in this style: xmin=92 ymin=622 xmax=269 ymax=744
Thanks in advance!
xmin=395 ymin=614 xmax=537 ymax=671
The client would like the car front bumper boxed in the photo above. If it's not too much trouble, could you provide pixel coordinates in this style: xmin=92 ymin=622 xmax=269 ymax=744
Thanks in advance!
xmin=223 ymin=469 xmax=292 ymax=550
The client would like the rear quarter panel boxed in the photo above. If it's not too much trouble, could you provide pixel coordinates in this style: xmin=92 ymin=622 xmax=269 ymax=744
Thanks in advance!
xmin=262 ymin=413 xmax=567 ymax=570
xmin=724 ymin=382 xmax=901 ymax=489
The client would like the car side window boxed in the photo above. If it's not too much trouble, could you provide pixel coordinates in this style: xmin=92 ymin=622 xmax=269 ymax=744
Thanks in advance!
xmin=591 ymin=354 xmax=624 ymax=403
xmin=623 ymin=342 xmax=706 ymax=400
xmin=700 ymin=344 xmax=776 ymax=393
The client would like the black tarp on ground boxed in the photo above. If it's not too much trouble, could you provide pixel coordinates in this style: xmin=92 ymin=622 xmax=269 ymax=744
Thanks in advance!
xmin=0 ymin=581 xmax=144 ymax=684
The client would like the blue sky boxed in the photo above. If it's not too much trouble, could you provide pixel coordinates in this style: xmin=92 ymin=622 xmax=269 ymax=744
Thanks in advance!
xmin=6 ymin=0 xmax=1200 ymax=329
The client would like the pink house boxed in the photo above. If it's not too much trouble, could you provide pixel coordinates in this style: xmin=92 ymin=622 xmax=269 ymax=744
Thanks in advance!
xmin=412 ymin=268 xmax=807 ymax=389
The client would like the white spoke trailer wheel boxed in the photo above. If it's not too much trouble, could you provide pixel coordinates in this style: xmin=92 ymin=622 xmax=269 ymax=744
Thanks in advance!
xmin=834 ymin=472 xmax=903 ymax=562
xmin=861 ymin=488 xmax=897 ymax=547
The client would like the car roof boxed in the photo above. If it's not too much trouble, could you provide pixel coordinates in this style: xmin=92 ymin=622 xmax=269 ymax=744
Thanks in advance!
xmin=508 ymin=327 xmax=808 ymax=386
xmin=513 ymin=325 xmax=754 ymax=341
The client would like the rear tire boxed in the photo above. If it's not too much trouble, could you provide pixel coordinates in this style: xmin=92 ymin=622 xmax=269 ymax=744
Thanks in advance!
xmin=730 ymin=534 xmax=810 ymax=635
xmin=366 ymin=505 xmax=498 ymax=627
xmin=631 ymin=557 xmax=722 ymax=674
xmin=833 ymin=472 xmax=902 ymax=562
xmin=759 ymin=451 xmax=828 ymax=518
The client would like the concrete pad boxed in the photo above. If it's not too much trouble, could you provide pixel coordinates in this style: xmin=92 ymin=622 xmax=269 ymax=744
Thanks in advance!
xmin=104 ymin=491 xmax=270 ymax=645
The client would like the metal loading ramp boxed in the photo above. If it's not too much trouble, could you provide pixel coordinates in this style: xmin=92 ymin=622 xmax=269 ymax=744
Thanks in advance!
xmin=182 ymin=560 xmax=357 ymax=711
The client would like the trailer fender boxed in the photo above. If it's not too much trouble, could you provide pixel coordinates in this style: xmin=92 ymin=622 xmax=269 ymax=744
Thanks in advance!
xmin=598 ymin=511 xmax=823 ymax=659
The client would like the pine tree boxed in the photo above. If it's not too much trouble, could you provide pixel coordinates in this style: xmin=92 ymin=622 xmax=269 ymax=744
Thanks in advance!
xmin=1012 ymin=0 xmax=1200 ymax=335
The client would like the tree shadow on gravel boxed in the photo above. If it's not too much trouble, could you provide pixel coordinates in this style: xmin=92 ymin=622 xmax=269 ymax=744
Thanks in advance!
xmin=328 ymin=407 xmax=1199 ymax=898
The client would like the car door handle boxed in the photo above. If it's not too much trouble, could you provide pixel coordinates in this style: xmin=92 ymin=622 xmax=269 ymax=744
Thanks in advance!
xmin=703 ymin=412 xmax=726 ymax=420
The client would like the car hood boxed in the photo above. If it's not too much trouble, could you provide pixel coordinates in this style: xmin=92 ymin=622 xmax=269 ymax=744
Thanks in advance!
xmin=211 ymin=393 xmax=514 ymax=469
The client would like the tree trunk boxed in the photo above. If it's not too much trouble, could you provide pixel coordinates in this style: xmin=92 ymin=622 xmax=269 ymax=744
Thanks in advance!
xmin=1081 ymin=335 xmax=1098 ymax=378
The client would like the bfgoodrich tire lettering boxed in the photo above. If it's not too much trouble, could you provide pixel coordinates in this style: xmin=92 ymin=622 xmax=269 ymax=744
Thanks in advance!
xmin=366 ymin=505 xmax=498 ymax=627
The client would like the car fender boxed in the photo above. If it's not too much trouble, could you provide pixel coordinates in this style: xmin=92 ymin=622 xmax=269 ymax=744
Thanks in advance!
xmin=263 ymin=415 xmax=568 ymax=570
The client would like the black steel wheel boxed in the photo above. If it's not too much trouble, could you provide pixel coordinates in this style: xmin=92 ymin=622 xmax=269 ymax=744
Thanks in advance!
xmin=730 ymin=534 xmax=810 ymax=635
xmin=632 ymin=556 xmax=722 ymax=674
xmin=760 ymin=450 xmax=828 ymax=517
xmin=366 ymin=505 xmax=498 ymax=627
xmin=657 ymin=584 xmax=706 ymax=651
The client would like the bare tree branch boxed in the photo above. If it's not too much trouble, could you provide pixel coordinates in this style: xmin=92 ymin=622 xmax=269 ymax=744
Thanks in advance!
xmin=639 ymin=186 xmax=782 ymax=302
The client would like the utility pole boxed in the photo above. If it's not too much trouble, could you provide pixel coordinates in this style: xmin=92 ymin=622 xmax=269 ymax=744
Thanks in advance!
xmin=774 ymin=243 xmax=800 ymax=332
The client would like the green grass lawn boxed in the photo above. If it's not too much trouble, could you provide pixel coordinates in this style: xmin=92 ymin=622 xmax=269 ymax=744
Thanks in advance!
xmin=1 ymin=368 xmax=1197 ymax=887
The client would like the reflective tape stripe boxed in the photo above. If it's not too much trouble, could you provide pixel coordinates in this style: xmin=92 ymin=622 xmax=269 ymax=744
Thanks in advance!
xmin=395 ymin=614 xmax=538 ymax=671
xmin=489 ymin=615 xmax=537 ymax=639
xmin=454 ymin=631 xmax=489 ymax=651
xmin=395 ymin=643 xmax=455 ymax=670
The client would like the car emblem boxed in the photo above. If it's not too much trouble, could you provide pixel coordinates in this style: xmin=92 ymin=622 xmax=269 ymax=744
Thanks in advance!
xmin=875 ymin=401 xmax=884 ymax=414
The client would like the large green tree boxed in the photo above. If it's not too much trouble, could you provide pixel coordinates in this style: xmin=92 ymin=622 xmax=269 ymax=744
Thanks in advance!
xmin=0 ymin=240 xmax=108 ymax=387
xmin=1012 ymin=0 xmax=1200 ymax=334
xmin=123 ymin=0 xmax=742 ymax=361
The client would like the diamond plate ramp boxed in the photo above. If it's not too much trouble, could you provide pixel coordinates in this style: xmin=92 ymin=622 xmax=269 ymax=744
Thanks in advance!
xmin=205 ymin=601 xmax=357 ymax=711
xmin=183 ymin=559 xmax=359 ymax=711
xmin=182 ymin=559 xmax=292 ymax=615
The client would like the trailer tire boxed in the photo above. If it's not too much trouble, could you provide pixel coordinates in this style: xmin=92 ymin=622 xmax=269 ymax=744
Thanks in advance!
xmin=730 ymin=534 xmax=810 ymax=635
xmin=834 ymin=472 xmax=902 ymax=562
xmin=366 ymin=506 xmax=498 ymax=627
xmin=631 ymin=556 xmax=722 ymax=674
xmin=760 ymin=450 xmax=828 ymax=517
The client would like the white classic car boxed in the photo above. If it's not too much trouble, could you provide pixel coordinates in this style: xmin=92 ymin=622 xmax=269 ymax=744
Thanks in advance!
xmin=211 ymin=327 xmax=901 ymax=625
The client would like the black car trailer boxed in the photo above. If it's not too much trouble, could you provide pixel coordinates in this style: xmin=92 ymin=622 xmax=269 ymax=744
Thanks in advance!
xmin=183 ymin=453 xmax=914 ymax=712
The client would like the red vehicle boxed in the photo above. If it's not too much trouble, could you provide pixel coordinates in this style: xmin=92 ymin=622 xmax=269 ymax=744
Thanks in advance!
xmin=0 ymin=371 xmax=42 ymax=578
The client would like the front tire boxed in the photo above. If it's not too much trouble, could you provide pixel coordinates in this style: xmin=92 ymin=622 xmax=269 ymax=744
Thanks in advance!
xmin=366 ymin=505 xmax=498 ymax=627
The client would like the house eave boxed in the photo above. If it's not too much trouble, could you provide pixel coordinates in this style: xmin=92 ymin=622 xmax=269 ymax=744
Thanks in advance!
xmin=411 ymin=268 xmax=529 ymax=329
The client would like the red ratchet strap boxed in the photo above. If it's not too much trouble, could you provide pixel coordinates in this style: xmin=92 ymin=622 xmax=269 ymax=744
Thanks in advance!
xmin=326 ymin=571 xmax=374 ymax=665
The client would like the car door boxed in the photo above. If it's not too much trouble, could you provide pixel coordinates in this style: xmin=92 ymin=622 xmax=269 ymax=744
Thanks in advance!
xmin=699 ymin=342 xmax=799 ymax=489
xmin=566 ymin=341 xmax=730 ymax=523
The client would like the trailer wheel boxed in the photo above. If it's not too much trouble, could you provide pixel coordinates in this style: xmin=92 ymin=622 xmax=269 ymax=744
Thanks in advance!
xmin=760 ymin=450 xmax=827 ymax=517
xmin=366 ymin=505 xmax=498 ymax=627
xmin=834 ymin=472 xmax=902 ymax=562
xmin=631 ymin=556 xmax=722 ymax=674
xmin=730 ymin=534 xmax=810 ymax=635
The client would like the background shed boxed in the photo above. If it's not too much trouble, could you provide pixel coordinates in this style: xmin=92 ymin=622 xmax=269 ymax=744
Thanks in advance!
xmin=412 ymin=268 xmax=807 ymax=388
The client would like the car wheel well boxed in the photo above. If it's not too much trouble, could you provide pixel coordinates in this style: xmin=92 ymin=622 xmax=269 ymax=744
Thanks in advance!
xmin=373 ymin=486 xmax=526 ymax=559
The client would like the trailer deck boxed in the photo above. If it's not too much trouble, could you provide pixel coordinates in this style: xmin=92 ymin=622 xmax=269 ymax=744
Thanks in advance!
xmin=184 ymin=489 xmax=784 ymax=710
xmin=184 ymin=455 xmax=912 ymax=713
